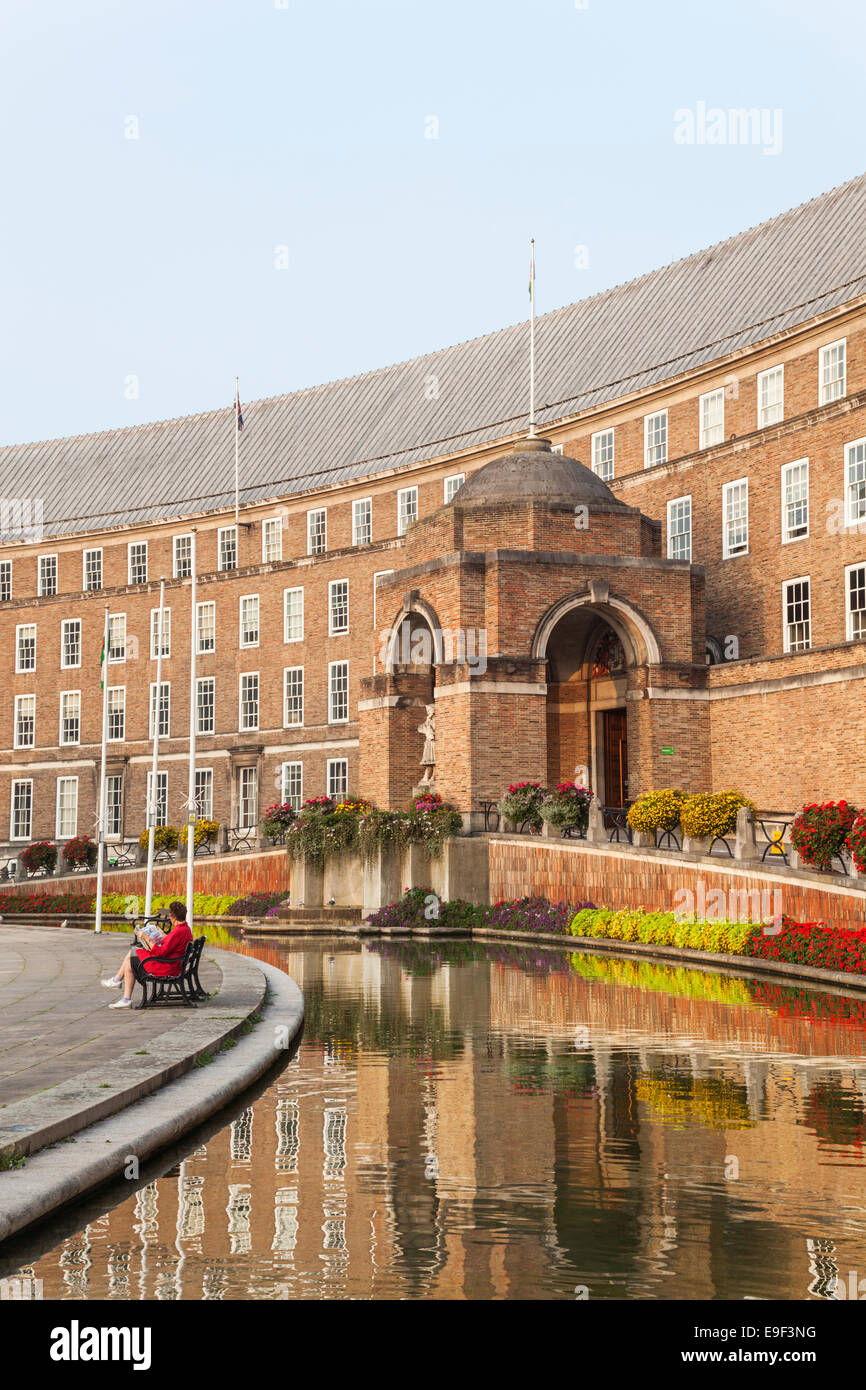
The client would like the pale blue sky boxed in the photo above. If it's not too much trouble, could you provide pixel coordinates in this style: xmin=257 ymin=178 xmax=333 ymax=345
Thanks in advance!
xmin=1 ymin=0 xmax=864 ymax=446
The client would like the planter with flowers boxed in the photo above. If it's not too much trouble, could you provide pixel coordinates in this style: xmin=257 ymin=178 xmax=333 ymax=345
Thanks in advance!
xmin=179 ymin=819 xmax=220 ymax=852
xmin=62 ymin=834 xmax=98 ymax=871
xmin=539 ymin=782 xmax=593 ymax=835
xmin=847 ymin=809 xmax=866 ymax=875
xmin=790 ymin=800 xmax=859 ymax=872
xmin=260 ymin=802 xmax=297 ymax=842
xmin=138 ymin=825 xmax=179 ymax=856
xmin=20 ymin=841 xmax=58 ymax=876
xmin=498 ymin=782 xmax=545 ymax=832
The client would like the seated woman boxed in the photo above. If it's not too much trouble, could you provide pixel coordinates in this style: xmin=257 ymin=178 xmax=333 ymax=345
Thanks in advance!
xmin=102 ymin=900 xmax=193 ymax=1010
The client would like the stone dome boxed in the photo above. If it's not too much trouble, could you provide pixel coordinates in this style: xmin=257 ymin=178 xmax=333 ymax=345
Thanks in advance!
xmin=451 ymin=437 xmax=625 ymax=507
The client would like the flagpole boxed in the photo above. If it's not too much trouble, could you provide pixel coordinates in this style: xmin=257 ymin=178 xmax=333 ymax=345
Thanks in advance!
xmin=144 ymin=578 xmax=166 ymax=918
xmin=185 ymin=530 xmax=198 ymax=932
xmin=94 ymin=604 xmax=110 ymax=934
xmin=234 ymin=375 xmax=240 ymax=529
xmin=529 ymin=238 xmax=537 ymax=437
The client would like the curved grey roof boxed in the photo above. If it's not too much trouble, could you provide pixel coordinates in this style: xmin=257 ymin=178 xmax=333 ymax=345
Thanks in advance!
xmin=4 ymin=172 xmax=866 ymax=540
xmin=453 ymin=439 xmax=625 ymax=507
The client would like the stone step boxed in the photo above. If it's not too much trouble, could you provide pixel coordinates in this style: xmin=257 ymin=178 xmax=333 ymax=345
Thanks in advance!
xmin=271 ymin=905 xmax=363 ymax=924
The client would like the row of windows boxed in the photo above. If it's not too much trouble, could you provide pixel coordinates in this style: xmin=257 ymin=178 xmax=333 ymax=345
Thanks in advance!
xmin=0 ymin=475 xmax=466 ymax=602
xmin=664 ymin=443 xmax=866 ymax=562
xmin=11 ymin=576 xmax=386 ymax=674
xmin=5 ymin=759 xmax=348 ymax=842
xmin=589 ymin=340 xmax=848 ymax=481
xmin=11 ymin=662 xmax=352 ymax=748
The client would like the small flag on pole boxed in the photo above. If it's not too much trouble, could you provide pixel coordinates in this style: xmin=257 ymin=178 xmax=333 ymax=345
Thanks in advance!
xmin=528 ymin=240 xmax=535 ymax=302
xmin=235 ymin=385 xmax=244 ymax=434
xmin=99 ymin=634 xmax=105 ymax=690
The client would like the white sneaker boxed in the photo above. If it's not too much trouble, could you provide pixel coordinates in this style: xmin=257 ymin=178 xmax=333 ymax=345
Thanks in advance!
xmin=101 ymin=977 xmax=122 ymax=989
xmin=109 ymin=997 xmax=133 ymax=1009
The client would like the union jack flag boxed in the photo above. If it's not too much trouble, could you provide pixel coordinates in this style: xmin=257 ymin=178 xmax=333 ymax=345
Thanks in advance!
xmin=235 ymin=386 xmax=244 ymax=433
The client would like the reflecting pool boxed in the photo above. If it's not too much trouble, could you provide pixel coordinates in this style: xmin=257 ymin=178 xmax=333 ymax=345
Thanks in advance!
xmin=5 ymin=934 xmax=866 ymax=1300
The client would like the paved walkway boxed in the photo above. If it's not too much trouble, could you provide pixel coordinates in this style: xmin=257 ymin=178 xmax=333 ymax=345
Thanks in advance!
xmin=0 ymin=926 xmax=220 ymax=1110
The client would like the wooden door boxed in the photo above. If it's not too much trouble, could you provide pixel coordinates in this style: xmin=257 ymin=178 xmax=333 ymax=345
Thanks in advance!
xmin=602 ymin=708 xmax=628 ymax=807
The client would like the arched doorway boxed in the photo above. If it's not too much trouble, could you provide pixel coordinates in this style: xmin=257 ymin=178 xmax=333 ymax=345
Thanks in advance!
xmin=533 ymin=592 xmax=661 ymax=807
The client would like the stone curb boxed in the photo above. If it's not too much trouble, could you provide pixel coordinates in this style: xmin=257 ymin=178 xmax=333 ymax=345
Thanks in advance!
xmin=0 ymin=958 xmax=303 ymax=1246
xmin=0 ymin=946 xmax=266 ymax=1161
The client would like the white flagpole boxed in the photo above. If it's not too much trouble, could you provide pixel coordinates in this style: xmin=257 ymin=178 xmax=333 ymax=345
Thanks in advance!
xmin=93 ymin=604 xmax=111 ymax=933
xmin=234 ymin=376 xmax=240 ymax=529
xmin=144 ymin=578 xmax=166 ymax=918
xmin=185 ymin=530 xmax=198 ymax=932
xmin=529 ymin=238 xmax=537 ymax=437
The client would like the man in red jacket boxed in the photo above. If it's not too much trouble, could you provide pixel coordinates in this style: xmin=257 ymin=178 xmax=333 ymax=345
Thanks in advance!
xmin=102 ymin=901 xmax=193 ymax=1010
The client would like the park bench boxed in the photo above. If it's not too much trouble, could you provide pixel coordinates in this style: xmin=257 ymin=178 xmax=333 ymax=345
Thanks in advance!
xmin=130 ymin=924 xmax=209 ymax=1009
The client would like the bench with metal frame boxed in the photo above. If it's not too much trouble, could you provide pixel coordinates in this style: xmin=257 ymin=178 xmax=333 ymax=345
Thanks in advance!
xmin=130 ymin=927 xmax=208 ymax=1010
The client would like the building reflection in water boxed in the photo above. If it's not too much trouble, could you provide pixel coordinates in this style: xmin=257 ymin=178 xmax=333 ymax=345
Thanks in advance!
xmin=12 ymin=938 xmax=866 ymax=1301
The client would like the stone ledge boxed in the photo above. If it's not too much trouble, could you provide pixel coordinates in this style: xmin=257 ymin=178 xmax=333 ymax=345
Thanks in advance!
xmin=0 ymin=946 xmax=266 ymax=1162
xmin=0 ymin=958 xmax=303 ymax=1246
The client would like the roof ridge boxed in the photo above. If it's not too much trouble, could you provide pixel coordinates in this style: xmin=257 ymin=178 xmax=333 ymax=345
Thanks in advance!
xmin=3 ymin=171 xmax=864 ymax=454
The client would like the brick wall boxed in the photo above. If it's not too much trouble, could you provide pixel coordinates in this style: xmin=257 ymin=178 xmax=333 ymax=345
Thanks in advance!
xmin=0 ymin=847 xmax=290 ymax=904
xmin=489 ymin=838 xmax=866 ymax=930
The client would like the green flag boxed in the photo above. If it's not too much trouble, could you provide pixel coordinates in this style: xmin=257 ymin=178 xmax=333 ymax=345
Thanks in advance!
xmin=100 ymin=635 xmax=105 ymax=690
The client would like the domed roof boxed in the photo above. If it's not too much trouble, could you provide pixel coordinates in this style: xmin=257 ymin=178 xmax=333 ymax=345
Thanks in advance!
xmin=451 ymin=437 xmax=625 ymax=507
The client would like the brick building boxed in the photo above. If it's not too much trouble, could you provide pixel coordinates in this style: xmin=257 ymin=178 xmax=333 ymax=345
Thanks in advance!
xmin=1 ymin=173 xmax=866 ymax=852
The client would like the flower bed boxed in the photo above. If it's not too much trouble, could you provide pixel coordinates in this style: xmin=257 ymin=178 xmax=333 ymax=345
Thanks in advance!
xmin=366 ymin=889 xmax=591 ymax=934
xmin=744 ymin=915 xmax=866 ymax=974
xmin=569 ymin=906 xmax=756 ymax=955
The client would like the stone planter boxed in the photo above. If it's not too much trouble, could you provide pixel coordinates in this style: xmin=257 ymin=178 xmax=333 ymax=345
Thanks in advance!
xmin=682 ymin=835 xmax=710 ymax=856
xmin=631 ymin=829 xmax=655 ymax=849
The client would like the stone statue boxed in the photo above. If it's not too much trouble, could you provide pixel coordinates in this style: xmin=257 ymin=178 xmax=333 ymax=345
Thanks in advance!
xmin=418 ymin=703 xmax=436 ymax=784
xmin=573 ymin=764 xmax=589 ymax=789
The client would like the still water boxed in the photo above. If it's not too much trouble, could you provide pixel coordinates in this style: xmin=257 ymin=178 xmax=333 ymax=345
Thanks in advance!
xmin=5 ymin=933 xmax=866 ymax=1300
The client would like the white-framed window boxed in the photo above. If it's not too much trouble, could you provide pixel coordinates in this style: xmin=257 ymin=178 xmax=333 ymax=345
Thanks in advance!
xmin=238 ymin=767 xmax=258 ymax=829
xmin=83 ymin=548 xmax=103 ymax=591
xmin=38 ymin=553 xmax=57 ymax=596
xmin=195 ymin=768 xmax=214 ymax=821
xmin=284 ymin=587 xmax=303 ymax=643
xmin=845 ymin=438 xmax=866 ymax=527
xmin=173 ymin=534 xmax=193 ymax=579
xmin=218 ymin=525 xmax=238 ymax=572
xmin=781 ymin=459 xmax=809 ymax=542
xmin=105 ymin=774 xmax=123 ymax=839
xmin=59 ymin=690 xmax=81 ymax=746
xmin=150 ymin=607 xmax=171 ymax=659
xmin=239 ymin=672 xmax=259 ymax=731
xmin=239 ymin=594 xmax=260 ymax=648
xmin=328 ymin=579 xmax=349 ymax=635
xmin=108 ymin=613 xmax=126 ymax=663
xmin=128 ymin=541 xmax=148 ymax=585
xmin=307 ymin=508 xmax=327 ymax=556
xmin=644 ymin=410 xmax=667 ymax=469
xmin=444 ymin=474 xmax=465 ymax=503
xmin=196 ymin=600 xmax=215 ymax=654
xmin=281 ymin=762 xmax=303 ymax=811
xmin=148 ymin=682 xmax=170 ymax=739
xmin=551 ymin=444 xmax=564 ymax=455
xmin=699 ymin=388 xmax=724 ymax=448
xmin=60 ymin=618 xmax=81 ymax=669
xmin=107 ymin=686 xmax=126 ymax=742
xmin=11 ymin=779 xmax=33 ymax=841
xmin=327 ymin=759 xmax=348 ymax=799
xmin=146 ymin=770 xmax=168 ymax=827
xmin=591 ymin=429 xmax=615 ymax=481
xmin=262 ymin=517 xmax=283 ymax=563
xmin=666 ymin=495 xmax=692 ymax=561
xmin=819 ymin=339 xmax=846 ymax=405
xmin=283 ymin=667 xmax=304 ymax=727
xmin=196 ymin=676 xmax=215 ymax=735
xmin=328 ymin=660 xmax=349 ymax=724
xmin=397 ymin=486 xmax=418 ymax=535
xmin=722 ymin=478 xmax=749 ymax=557
xmin=16 ymin=623 xmax=36 ymax=673
xmin=56 ymin=776 xmax=79 ymax=839
xmin=352 ymin=498 xmax=372 ymax=546
xmin=783 ymin=576 xmax=811 ymax=653
xmin=0 ymin=560 xmax=10 ymax=602
xmin=14 ymin=694 xmax=35 ymax=749
xmin=757 ymin=365 xmax=784 ymax=428
xmin=845 ymin=562 xmax=866 ymax=642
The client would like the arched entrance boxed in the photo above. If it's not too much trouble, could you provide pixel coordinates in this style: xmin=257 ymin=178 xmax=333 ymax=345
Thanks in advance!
xmin=532 ymin=592 xmax=661 ymax=807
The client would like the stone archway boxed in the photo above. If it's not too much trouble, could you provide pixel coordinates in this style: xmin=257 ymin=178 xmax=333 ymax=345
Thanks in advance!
xmin=531 ymin=589 xmax=663 ymax=805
